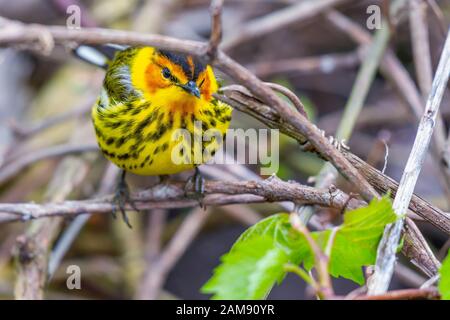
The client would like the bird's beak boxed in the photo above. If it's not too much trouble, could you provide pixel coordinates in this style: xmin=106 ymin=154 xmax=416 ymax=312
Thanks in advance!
xmin=181 ymin=81 xmax=201 ymax=98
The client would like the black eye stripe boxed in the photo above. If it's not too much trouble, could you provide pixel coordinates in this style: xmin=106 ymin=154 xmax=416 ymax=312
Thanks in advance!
xmin=199 ymin=78 xmax=205 ymax=88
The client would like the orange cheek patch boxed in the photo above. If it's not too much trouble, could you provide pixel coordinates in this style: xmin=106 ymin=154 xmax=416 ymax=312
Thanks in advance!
xmin=200 ymin=74 xmax=213 ymax=101
xmin=145 ymin=63 xmax=167 ymax=94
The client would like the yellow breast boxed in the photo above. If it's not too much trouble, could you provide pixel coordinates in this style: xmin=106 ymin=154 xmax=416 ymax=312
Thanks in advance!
xmin=92 ymin=96 xmax=232 ymax=175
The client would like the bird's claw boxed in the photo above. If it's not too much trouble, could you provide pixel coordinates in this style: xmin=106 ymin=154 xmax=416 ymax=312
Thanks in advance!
xmin=184 ymin=167 xmax=206 ymax=209
xmin=111 ymin=171 xmax=138 ymax=229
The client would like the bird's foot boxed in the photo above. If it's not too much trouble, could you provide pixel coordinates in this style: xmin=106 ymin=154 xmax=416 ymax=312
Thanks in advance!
xmin=184 ymin=167 xmax=206 ymax=209
xmin=111 ymin=170 xmax=138 ymax=229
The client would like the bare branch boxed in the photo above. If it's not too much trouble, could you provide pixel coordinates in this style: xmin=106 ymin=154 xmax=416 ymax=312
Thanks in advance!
xmin=216 ymin=87 xmax=450 ymax=235
xmin=327 ymin=10 xmax=450 ymax=203
xmin=0 ymin=177 xmax=364 ymax=224
xmin=368 ymin=29 xmax=450 ymax=295
xmin=135 ymin=209 xmax=167 ymax=300
xmin=264 ymin=82 xmax=308 ymax=118
xmin=47 ymin=163 xmax=119 ymax=280
xmin=248 ymin=50 xmax=361 ymax=78
xmin=14 ymin=133 xmax=93 ymax=299
xmin=10 ymin=99 xmax=93 ymax=140
xmin=354 ymin=288 xmax=440 ymax=300
xmin=426 ymin=0 xmax=448 ymax=35
xmin=290 ymin=213 xmax=334 ymax=299
xmin=221 ymin=0 xmax=350 ymax=50
xmin=409 ymin=0 xmax=433 ymax=98
xmin=0 ymin=144 xmax=98 ymax=186
xmin=401 ymin=218 xmax=441 ymax=277
xmin=207 ymin=0 xmax=224 ymax=61
xmin=138 ymin=208 xmax=210 ymax=300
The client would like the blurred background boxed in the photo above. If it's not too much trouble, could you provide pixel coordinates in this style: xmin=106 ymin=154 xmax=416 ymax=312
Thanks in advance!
xmin=0 ymin=0 xmax=449 ymax=299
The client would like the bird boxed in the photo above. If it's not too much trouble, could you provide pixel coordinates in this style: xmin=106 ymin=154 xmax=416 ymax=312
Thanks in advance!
xmin=75 ymin=45 xmax=233 ymax=227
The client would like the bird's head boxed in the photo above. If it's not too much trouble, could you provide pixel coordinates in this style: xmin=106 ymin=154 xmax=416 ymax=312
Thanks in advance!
xmin=130 ymin=47 xmax=218 ymax=111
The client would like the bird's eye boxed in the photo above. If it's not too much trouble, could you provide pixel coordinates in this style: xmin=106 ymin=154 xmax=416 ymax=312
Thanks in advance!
xmin=199 ymin=78 xmax=205 ymax=88
xmin=162 ymin=67 xmax=171 ymax=79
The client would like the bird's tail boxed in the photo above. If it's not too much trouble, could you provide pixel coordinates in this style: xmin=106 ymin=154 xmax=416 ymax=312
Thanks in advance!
xmin=72 ymin=44 xmax=127 ymax=69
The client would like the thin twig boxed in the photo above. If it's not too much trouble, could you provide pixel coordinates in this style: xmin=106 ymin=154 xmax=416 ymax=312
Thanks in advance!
xmin=137 ymin=208 xmax=210 ymax=300
xmin=354 ymin=288 xmax=440 ymax=300
xmin=14 ymin=125 xmax=94 ymax=299
xmin=394 ymin=263 xmax=427 ymax=288
xmin=290 ymin=213 xmax=334 ymax=299
xmin=216 ymin=52 xmax=378 ymax=201
xmin=248 ymin=51 xmax=361 ymax=78
xmin=409 ymin=0 xmax=450 ymax=199
xmin=0 ymin=144 xmax=98 ymax=186
xmin=426 ymin=0 xmax=448 ymax=36
xmin=368 ymin=29 xmax=450 ymax=295
xmin=10 ymin=99 xmax=93 ymax=140
xmin=47 ymin=163 xmax=119 ymax=280
xmin=409 ymin=0 xmax=433 ymax=99
xmin=207 ymin=0 xmax=224 ymax=61
xmin=420 ymin=274 xmax=440 ymax=289
xmin=264 ymin=82 xmax=308 ymax=118
xmin=135 ymin=209 xmax=167 ymax=300
xmin=221 ymin=0 xmax=350 ymax=50
xmin=401 ymin=218 xmax=441 ymax=277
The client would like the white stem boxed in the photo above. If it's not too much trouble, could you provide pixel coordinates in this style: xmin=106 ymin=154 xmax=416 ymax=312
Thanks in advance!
xmin=368 ymin=28 xmax=450 ymax=295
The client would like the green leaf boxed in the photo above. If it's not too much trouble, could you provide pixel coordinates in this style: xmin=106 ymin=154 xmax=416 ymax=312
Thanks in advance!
xmin=201 ymin=235 xmax=289 ymax=299
xmin=329 ymin=196 xmax=396 ymax=284
xmin=309 ymin=196 xmax=397 ymax=284
xmin=439 ymin=251 xmax=450 ymax=300
xmin=202 ymin=214 xmax=304 ymax=299
xmin=234 ymin=213 xmax=304 ymax=262
xmin=202 ymin=196 xmax=397 ymax=299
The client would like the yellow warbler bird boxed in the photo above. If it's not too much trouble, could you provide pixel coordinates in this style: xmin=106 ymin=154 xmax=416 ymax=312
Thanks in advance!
xmin=76 ymin=45 xmax=233 ymax=226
